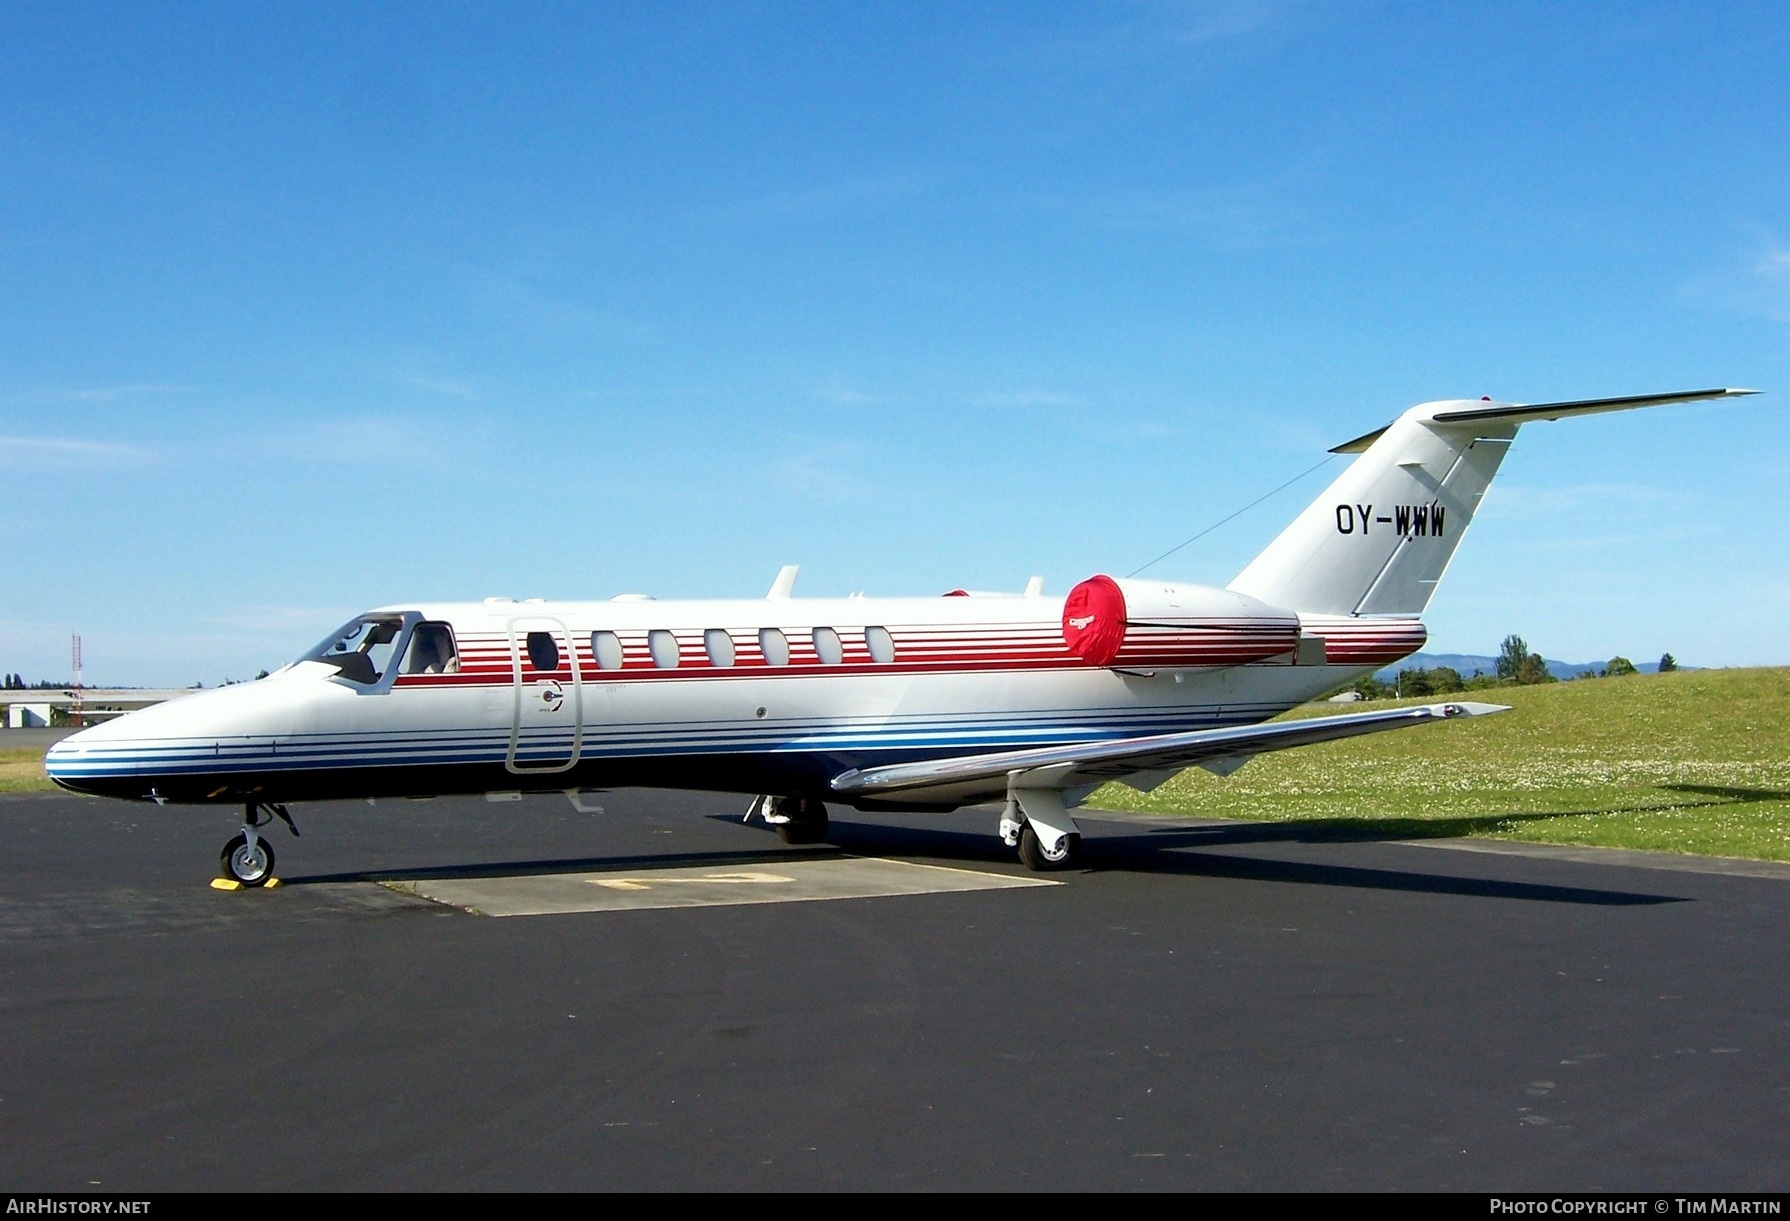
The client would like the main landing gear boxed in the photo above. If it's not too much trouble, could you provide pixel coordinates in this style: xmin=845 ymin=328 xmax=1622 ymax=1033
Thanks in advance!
xmin=1000 ymin=786 xmax=1083 ymax=872
xmin=747 ymin=794 xmax=830 ymax=845
xmin=219 ymin=802 xmax=301 ymax=887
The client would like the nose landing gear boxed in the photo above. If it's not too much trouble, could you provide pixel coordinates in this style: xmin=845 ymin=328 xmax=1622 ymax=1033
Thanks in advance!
xmin=219 ymin=803 xmax=300 ymax=887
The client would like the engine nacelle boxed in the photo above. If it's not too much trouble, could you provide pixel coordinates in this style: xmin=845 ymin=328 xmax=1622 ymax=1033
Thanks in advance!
xmin=1061 ymin=575 xmax=1300 ymax=668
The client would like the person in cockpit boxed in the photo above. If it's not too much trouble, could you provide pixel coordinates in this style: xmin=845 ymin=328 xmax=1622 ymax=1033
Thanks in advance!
xmin=403 ymin=623 xmax=459 ymax=675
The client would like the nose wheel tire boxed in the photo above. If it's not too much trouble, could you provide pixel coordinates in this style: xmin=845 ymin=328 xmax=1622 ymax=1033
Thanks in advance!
xmin=1018 ymin=825 xmax=1080 ymax=871
xmin=221 ymin=833 xmax=275 ymax=887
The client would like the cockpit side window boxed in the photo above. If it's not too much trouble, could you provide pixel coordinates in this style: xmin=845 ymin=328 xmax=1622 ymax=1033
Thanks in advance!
xmin=402 ymin=622 xmax=460 ymax=675
xmin=304 ymin=615 xmax=409 ymax=686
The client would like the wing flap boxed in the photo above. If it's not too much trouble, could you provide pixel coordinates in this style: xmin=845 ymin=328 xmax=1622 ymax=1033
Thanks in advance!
xmin=829 ymin=701 xmax=1508 ymax=806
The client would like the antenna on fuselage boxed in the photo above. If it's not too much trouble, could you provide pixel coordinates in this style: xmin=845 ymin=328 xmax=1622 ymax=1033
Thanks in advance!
xmin=766 ymin=566 xmax=799 ymax=599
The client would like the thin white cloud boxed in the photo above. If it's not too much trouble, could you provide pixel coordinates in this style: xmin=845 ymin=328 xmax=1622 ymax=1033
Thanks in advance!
xmin=815 ymin=386 xmax=1082 ymax=410
xmin=1685 ymin=232 xmax=1790 ymax=323
xmin=0 ymin=435 xmax=154 ymax=466
xmin=1093 ymin=418 xmax=1179 ymax=441
xmin=2 ymin=384 xmax=193 ymax=404
xmin=477 ymin=274 xmax=653 ymax=343
xmin=965 ymin=391 xmax=1082 ymax=409
xmin=1479 ymin=482 xmax=1683 ymax=521
xmin=402 ymin=375 xmax=475 ymax=398
xmin=1750 ymin=246 xmax=1790 ymax=320
xmin=694 ymin=172 xmax=930 ymax=227
xmin=263 ymin=416 xmax=448 ymax=467
xmin=1088 ymin=188 xmax=1310 ymax=246
xmin=201 ymin=606 xmax=358 ymax=636
xmin=815 ymin=385 xmax=901 ymax=407
xmin=582 ymin=385 xmax=715 ymax=403
xmin=771 ymin=440 xmax=876 ymax=502
xmin=1014 ymin=0 xmax=1295 ymax=73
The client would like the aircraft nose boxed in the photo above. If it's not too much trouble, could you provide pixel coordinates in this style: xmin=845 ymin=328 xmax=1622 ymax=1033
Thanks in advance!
xmin=43 ymin=720 xmax=161 ymax=799
xmin=43 ymin=732 xmax=93 ymax=793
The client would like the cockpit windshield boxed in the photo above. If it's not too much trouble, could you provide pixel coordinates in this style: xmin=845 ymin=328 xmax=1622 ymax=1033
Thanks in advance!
xmin=303 ymin=615 xmax=410 ymax=686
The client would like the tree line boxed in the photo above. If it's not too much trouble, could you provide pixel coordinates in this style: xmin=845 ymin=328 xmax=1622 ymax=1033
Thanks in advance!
xmin=1 ymin=673 xmax=69 ymax=690
xmin=1350 ymin=634 xmax=1680 ymax=701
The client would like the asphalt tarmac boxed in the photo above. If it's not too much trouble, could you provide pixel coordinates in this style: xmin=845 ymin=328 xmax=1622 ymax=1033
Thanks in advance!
xmin=2 ymin=788 xmax=1787 ymax=1191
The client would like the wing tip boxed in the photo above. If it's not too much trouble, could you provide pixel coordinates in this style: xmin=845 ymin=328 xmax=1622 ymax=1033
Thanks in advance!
xmin=1438 ymin=701 xmax=1511 ymax=717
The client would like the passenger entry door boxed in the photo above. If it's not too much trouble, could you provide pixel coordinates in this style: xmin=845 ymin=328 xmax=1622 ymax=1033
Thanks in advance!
xmin=507 ymin=617 xmax=582 ymax=774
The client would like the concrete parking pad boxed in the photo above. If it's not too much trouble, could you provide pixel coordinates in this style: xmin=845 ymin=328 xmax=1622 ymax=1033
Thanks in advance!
xmin=386 ymin=854 xmax=1058 ymax=916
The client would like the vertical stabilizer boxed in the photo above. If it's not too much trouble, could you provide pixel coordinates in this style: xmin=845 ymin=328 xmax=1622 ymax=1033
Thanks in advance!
xmin=1226 ymin=389 xmax=1756 ymax=616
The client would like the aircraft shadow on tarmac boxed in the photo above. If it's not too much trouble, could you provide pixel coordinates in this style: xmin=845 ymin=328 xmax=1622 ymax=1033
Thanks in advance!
xmin=277 ymin=790 xmax=1750 ymax=907
xmin=815 ymin=817 xmax=1686 ymax=907
xmin=1054 ymin=782 xmax=1790 ymax=907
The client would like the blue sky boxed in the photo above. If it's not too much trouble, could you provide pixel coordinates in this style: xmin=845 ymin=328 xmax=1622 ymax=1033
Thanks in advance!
xmin=2 ymin=2 xmax=1786 ymax=686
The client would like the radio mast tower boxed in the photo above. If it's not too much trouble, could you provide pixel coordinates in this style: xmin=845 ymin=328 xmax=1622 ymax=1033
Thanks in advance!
xmin=70 ymin=634 xmax=83 ymax=728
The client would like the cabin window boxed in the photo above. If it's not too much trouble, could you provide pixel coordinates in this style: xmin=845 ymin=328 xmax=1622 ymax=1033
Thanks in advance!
xmin=704 ymin=629 xmax=735 ymax=668
xmin=526 ymin=632 xmax=560 ymax=672
xmin=760 ymin=628 xmax=790 ymax=667
xmin=402 ymin=622 xmax=460 ymax=674
xmin=866 ymin=626 xmax=895 ymax=664
xmin=591 ymin=631 xmax=624 ymax=670
xmin=649 ymin=630 xmax=680 ymax=669
xmin=812 ymin=626 xmax=843 ymax=665
xmin=304 ymin=615 xmax=408 ymax=686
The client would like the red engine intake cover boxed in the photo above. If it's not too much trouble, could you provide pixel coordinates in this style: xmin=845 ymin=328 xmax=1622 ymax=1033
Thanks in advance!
xmin=1061 ymin=574 xmax=1128 ymax=666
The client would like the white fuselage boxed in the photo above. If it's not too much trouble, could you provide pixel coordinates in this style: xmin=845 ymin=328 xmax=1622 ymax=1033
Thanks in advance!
xmin=44 ymin=585 xmax=1424 ymax=808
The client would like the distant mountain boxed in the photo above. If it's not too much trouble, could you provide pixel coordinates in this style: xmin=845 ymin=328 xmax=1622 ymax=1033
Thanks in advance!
xmin=1371 ymin=652 xmax=1681 ymax=683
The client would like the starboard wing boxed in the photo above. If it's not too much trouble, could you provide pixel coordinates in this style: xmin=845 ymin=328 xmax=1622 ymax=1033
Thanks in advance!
xmin=828 ymin=701 xmax=1508 ymax=807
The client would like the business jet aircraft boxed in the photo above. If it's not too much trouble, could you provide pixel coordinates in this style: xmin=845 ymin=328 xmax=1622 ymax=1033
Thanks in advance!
xmin=46 ymin=388 xmax=1755 ymax=884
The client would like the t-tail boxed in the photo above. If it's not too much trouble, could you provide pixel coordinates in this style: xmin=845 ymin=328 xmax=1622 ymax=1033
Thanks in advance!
xmin=1227 ymin=389 xmax=1758 ymax=616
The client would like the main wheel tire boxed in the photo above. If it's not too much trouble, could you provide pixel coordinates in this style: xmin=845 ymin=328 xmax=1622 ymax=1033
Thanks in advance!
xmin=220 ymin=832 xmax=275 ymax=887
xmin=1017 ymin=825 xmax=1080 ymax=871
xmin=775 ymin=798 xmax=830 ymax=845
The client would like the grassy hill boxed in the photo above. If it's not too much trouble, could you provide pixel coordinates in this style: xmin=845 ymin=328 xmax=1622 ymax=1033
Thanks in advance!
xmin=1092 ymin=666 xmax=1790 ymax=861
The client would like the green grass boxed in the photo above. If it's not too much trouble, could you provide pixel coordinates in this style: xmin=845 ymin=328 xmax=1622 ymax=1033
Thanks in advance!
xmin=1091 ymin=667 xmax=1790 ymax=861
xmin=0 ymin=748 xmax=53 ymax=793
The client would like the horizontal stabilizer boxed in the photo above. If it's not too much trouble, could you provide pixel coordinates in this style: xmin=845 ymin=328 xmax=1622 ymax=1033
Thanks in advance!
xmin=829 ymin=701 xmax=1507 ymax=807
xmin=1331 ymin=388 xmax=1757 ymax=453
